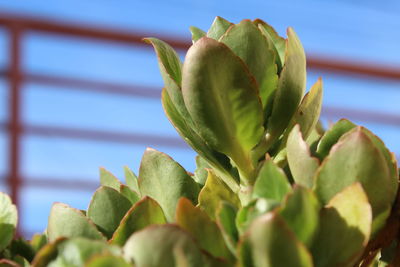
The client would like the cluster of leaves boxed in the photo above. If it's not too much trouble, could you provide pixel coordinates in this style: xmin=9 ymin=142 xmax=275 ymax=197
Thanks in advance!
xmin=1 ymin=16 xmax=400 ymax=267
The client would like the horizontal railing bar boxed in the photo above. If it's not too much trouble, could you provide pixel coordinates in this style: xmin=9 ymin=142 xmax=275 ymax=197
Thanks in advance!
xmin=0 ymin=12 xmax=400 ymax=80
xmin=322 ymin=106 xmax=400 ymax=127
xmin=0 ymin=12 xmax=190 ymax=50
xmin=23 ymin=177 xmax=98 ymax=191
xmin=0 ymin=122 xmax=189 ymax=148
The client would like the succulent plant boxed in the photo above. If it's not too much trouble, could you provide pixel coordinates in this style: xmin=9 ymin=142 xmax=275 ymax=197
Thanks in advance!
xmin=1 ymin=16 xmax=399 ymax=267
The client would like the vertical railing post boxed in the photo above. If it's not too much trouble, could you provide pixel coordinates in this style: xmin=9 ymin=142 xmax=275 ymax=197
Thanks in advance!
xmin=8 ymin=23 xmax=22 ymax=235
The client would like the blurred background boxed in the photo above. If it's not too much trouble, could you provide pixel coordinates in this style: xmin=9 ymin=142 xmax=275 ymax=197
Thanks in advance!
xmin=0 ymin=1 xmax=399 ymax=237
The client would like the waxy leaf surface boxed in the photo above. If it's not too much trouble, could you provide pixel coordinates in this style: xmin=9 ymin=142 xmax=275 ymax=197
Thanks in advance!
xmin=207 ymin=16 xmax=232 ymax=40
xmin=311 ymin=183 xmax=371 ymax=267
xmin=316 ymin=119 xmax=356 ymax=159
xmin=138 ymin=148 xmax=199 ymax=221
xmin=111 ymin=196 xmax=166 ymax=246
xmin=123 ymin=225 xmax=204 ymax=267
xmin=182 ymin=37 xmax=264 ymax=180
xmin=198 ymin=170 xmax=241 ymax=219
xmin=47 ymin=203 xmax=105 ymax=242
xmin=216 ymin=201 xmax=238 ymax=255
xmin=190 ymin=26 xmax=206 ymax=42
xmin=0 ymin=192 xmax=17 ymax=252
xmin=162 ymin=88 xmax=238 ymax=190
xmin=220 ymin=19 xmax=277 ymax=109
xmin=287 ymin=125 xmax=320 ymax=188
xmin=99 ymin=168 xmax=121 ymax=191
xmin=124 ymin=166 xmax=140 ymax=196
xmin=85 ymin=255 xmax=131 ymax=267
xmin=87 ymin=186 xmax=132 ymax=239
xmin=239 ymin=212 xmax=313 ymax=267
xmin=314 ymin=128 xmax=393 ymax=233
xmin=253 ymin=157 xmax=291 ymax=201
xmin=279 ymin=186 xmax=320 ymax=248
xmin=266 ymin=28 xmax=306 ymax=146
xmin=176 ymin=198 xmax=233 ymax=261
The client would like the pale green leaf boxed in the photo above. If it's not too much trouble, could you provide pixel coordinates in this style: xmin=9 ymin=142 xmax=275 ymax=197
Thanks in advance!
xmin=138 ymin=148 xmax=199 ymax=221
xmin=0 ymin=192 xmax=17 ymax=252
xmin=207 ymin=16 xmax=232 ymax=40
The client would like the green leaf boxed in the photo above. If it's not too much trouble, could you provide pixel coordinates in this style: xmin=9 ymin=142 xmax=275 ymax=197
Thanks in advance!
xmin=47 ymin=203 xmax=105 ymax=242
xmin=182 ymin=36 xmax=264 ymax=182
xmin=162 ymin=88 xmax=238 ymax=191
xmin=46 ymin=238 xmax=121 ymax=267
xmin=316 ymin=119 xmax=356 ymax=159
xmin=252 ymin=157 xmax=291 ymax=201
xmin=144 ymin=38 xmax=193 ymax=125
xmin=124 ymin=166 xmax=140 ymax=196
xmin=190 ymin=26 xmax=206 ymax=42
xmin=30 ymin=233 xmax=47 ymax=253
xmin=207 ymin=16 xmax=232 ymax=40
xmin=265 ymin=27 xmax=306 ymax=146
xmin=198 ymin=170 xmax=241 ymax=220
xmin=287 ymin=125 xmax=320 ymax=188
xmin=193 ymin=155 xmax=210 ymax=186
xmin=99 ymin=168 xmax=121 ymax=191
xmin=176 ymin=198 xmax=233 ymax=261
xmin=311 ymin=183 xmax=372 ymax=267
xmin=236 ymin=198 xmax=280 ymax=235
xmin=289 ymin=78 xmax=323 ymax=140
xmin=123 ymin=225 xmax=205 ymax=267
xmin=31 ymin=238 xmax=66 ymax=267
xmin=254 ymin=19 xmax=286 ymax=71
xmin=216 ymin=202 xmax=239 ymax=255
xmin=85 ymin=255 xmax=131 ymax=267
xmin=239 ymin=212 xmax=313 ymax=267
xmin=220 ymin=20 xmax=278 ymax=109
xmin=138 ymin=148 xmax=200 ymax=221
xmin=279 ymin=186 xmax=320 ymax=248
xmin=0 ymin=192 xmax=17 ymax=252
xmin=314 ymin=127 xmax=393 ymax=235
xmin=119 ymin=184 xmax=140 ymax=205
xmin=110 ymin=196 xmax=166 ymax=246
xmin=87 ymin=186 xmax=132 ymax=239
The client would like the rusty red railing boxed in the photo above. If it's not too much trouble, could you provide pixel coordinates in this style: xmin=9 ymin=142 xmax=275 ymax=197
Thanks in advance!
xmin=0 ymin=12 xmax=399 ymax=234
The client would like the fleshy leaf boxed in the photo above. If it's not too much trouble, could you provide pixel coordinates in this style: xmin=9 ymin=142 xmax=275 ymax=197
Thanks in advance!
xmin=176 ymin=198 xmax=233 ymax=261
xmin=85 ymin=255 xmax=131 ymax=267
xmin=190 ymin=26 xmax=206 ymax=42
xmin=314 ymin=127 xmax=393 ymax=234
xmin=123 ymin=225 xmax=205 ymax=267
xmin=289 ymin=78 xmax=323 ymax=140
xmin=254 ymin=19 xmax=286 ymax=70
xmin=47 ymin=203 xmax=105 ymax=242
xmin=287 ymin=125 xmax=320 ymax=188
xmin=162 ymin=88 xmax=238 ymax=191
xmin=138 ymin=148 xmax=200 ymax=221
xmin=239 ymin=212 xmax=313 ymax=267
xmin=236 ymin=198 xmax=280 ymax=235
xmin=311 ymin=183 xmax=372 ymax=267
xmin=220 ymin=19 xmax=277 ymax=109
xmin=31 ymin=238 xmax=66 ymax=267
xmin=124 ymin=166 xmax=140 ymax=196
xmin=316 ymin=119 xmax=356 ymax=159
xmin=46 ymin=238 xmax=121 ymax=267
xmin=182 ymin=36 xmax=264 ymax=182
xmin=144 ymin=38 xmax=193 ymax=124
xmin=193 ymin=155 xmax=210 ymax=186
xmin=99 ymin=168 xmax=121 ymax=191
xmin=0 ymin=192 xmax=17 ymax=252
xmin=110 ymin=196 xmax=166 ymax=246
xmin=216 ymin=201 xmax=238 ymax=255
xmin=207 ymin=16 xmax=232 ymax=40
xmin=87 ymin=186 xmax=132 ymax=239
xmin=119 ymin=184 xmax=140 ymax=205
xmin=265 ymin=27 xmax=306 ymax=146
xmin=279 ymin=186 xmax=320 ymax=248
xmin=198 ymin=170 xmax=241 ymax=220
xmin=253 ymin=157 xmax=291 ymax=201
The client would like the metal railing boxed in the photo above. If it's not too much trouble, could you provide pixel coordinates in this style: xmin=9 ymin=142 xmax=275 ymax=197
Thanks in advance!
xmin=0 ymin=12 xmax=399 ymax=234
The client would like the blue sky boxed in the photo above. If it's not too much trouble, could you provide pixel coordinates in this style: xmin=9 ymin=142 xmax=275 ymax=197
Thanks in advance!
xmin=0 ymin=0 xmax=399 ymax=235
